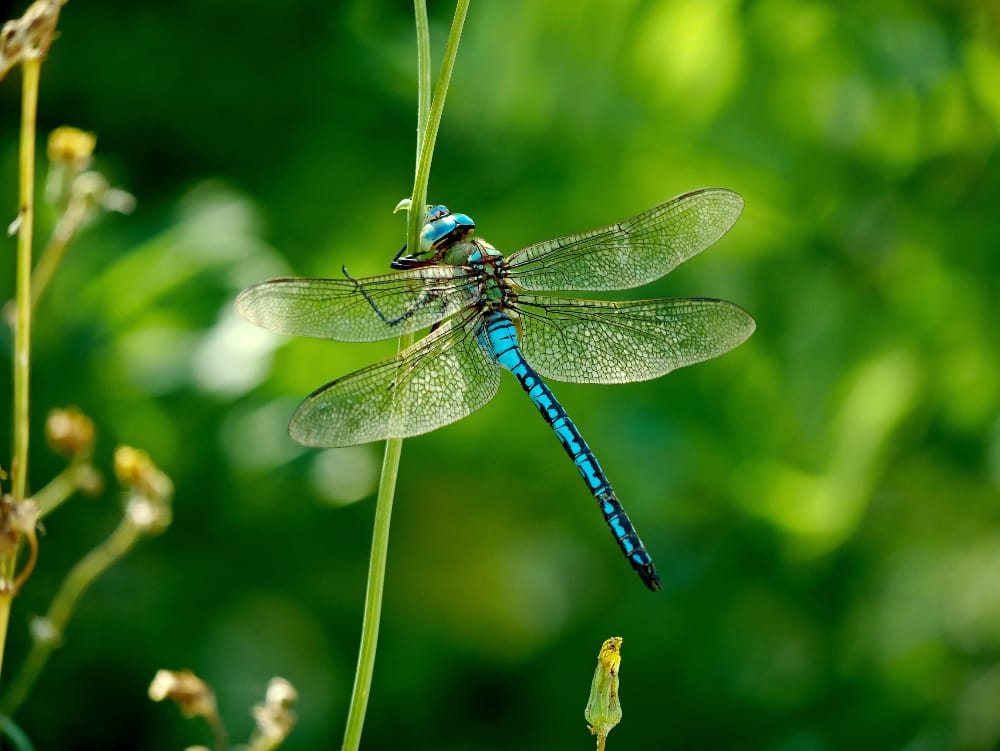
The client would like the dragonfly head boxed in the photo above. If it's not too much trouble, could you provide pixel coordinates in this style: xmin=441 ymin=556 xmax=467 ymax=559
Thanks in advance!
xmin=391 ymin=205 xmax=476 ymax=269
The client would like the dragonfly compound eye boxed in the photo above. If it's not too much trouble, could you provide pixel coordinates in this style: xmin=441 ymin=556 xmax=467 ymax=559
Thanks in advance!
xmin=420 ymin=211 xmax=477 ymax=254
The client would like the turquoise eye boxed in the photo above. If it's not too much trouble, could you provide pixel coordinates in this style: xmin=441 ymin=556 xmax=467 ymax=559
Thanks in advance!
xmin=419 ymin=210 xmax=476 ymax=253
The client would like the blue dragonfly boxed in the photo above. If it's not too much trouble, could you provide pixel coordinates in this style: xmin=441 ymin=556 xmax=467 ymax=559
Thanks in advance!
xmin=236 ymin=188 xmax=755 ymax=591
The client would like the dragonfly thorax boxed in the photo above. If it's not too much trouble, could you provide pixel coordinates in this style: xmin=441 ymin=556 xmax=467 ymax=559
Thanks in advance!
xmin=466 ymin=240 xmax=514 ymax=308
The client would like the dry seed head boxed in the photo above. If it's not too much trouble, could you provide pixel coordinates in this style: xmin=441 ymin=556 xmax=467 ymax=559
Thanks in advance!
xmin=148 ymin=670 xmax=218 ymax=720
xmin=18 ymin=0 xmax=60 ymax=59
xmin=0 ymin=0 xmax=63 ymax=78
xmin=46 ymin=406 xmax=96 ymax=457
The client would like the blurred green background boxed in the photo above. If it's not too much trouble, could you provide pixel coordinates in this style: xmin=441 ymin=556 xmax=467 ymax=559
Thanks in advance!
xmin=1 ymin=1 xmax=999 ymax=749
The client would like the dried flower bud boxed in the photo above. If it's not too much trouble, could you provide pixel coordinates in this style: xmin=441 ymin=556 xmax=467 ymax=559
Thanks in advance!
xmin=20 ymin=0 xmax=60 ymax=59
xmin=46 ymin=407 xmax=96 ymax=457
xmin=149 ymin=670 xmax=218 ymax=721
xmin=585 ymin=637 xmax=623 ymax=742
xmin=0 ymin=0 xmax=63 ymax=79
xmin=44 ymin=125 xmax=136 ymax=219
xmin=250 ymin=677 xmax=299 ymax=747
xmin=126 ymin=494 xmax=172 ymax=535
xmin=114 ymin=446 xmax=173 ymax=502
xmin=48 ymin=127 xmax=96 ymax=172
xmin=265 ymin=677 xmax=298 ymax=707
xmin=115 ymin=447 xmax=173 ymax=536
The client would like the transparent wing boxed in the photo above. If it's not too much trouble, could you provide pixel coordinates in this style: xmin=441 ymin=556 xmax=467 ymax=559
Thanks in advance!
xmin=289 ymin=312 xmax=501 ymax=447
xmin=514 ymin=296 xmax=755 ymax=384
xmin=235 ymin=266 xmax=478 ymax=342
xmin=506 ymin=188 xmax=743 ymax=292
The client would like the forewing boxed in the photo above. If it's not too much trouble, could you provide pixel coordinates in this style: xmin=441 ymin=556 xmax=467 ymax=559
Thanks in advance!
xmin=289 ymin=312 xmax=501 ymax=447
xmin=236 ymin=266 xmax=478 ymax=342
xmin=506 ymin=188 xmax=743 ymax=292
xmin=515 ymin=296 xmax=755 ymax=384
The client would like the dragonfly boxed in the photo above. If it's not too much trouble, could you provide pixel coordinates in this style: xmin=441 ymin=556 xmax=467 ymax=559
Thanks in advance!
xmin=236 ymin=188 xmax=755 ymax=591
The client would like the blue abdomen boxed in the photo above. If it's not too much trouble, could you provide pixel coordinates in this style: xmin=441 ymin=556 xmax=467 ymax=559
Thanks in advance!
xmin=477 ymin=310 xmax=661 ymax=590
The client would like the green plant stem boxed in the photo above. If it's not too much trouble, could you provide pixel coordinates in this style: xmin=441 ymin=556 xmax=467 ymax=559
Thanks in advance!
xmin=0 ymin=516 xmax=142 ymax=715
xmin=12 ymin=58 xmax=39 ymax=505
xmin=339 ymin=435 xmax=405 ymax=751
xmin=0 ymin=598 xmax=9 ymax=690
xmin=406 ymin=0 xmax=470 ymax=256
xmin=0 ymin=714 xmax=35 ymax=751
xmin=207 ymin=710 xmax=228 ymax=751
xmin=1 ymin=56 xmax=42 ymax=688
xmin=340 ymin=3 xmax=469 ymax=750
xmin=33 ymin=460 xmax=94 ymax=519
xmin=30 ymin=202 xmax=87 ymax=313
xmin=414 ymin=0 xmax=431 ymax=156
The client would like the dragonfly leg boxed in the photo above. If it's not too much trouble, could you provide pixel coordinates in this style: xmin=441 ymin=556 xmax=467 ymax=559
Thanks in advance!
xmin=342 ymin=265 xmax=452 ymax=329
xmin=390 ymin=242 xmax=435 ymax=270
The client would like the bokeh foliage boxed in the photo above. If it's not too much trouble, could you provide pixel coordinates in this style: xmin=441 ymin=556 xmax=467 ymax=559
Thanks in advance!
xmin=0 ymin=1 xmax=998 ymax=749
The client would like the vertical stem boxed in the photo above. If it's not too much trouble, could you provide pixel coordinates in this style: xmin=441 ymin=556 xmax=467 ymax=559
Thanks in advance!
xmin=12 ymin=58 xmax=40 ymax=504
xmin=340 ymin=3 xmax=469 ymax=749
xmin=1 ymin=56 xmax=42 ymax=687
xmin=406 ymin=0 xmax=470 ymax=257
xmin=414 ymin=0 xmax=431 ymax=162
xmin=339 ymin=437 xmax=403 ymax=751
xmin=0 ymin=595 xmax=9 ymax=687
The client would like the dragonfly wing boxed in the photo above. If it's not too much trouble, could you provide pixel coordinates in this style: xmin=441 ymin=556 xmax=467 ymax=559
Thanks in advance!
xmin=506 ymin=188 xmax=743 ymax=292
xmin=515 ymin=296 xmax=755 ymax=384
xmin=289 ymin=312 xmax=501 ymax=447
xmin=236 ymin=266 xmax=478 ymax=342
